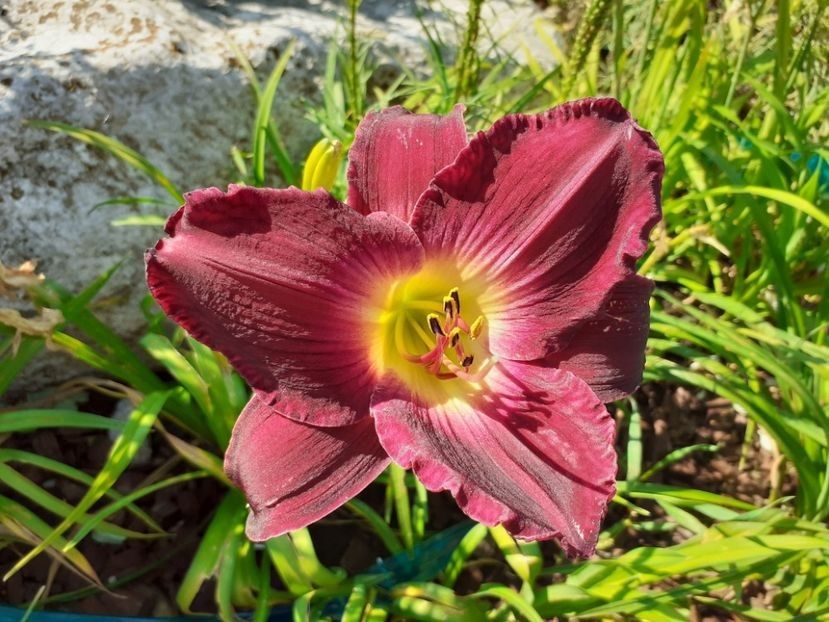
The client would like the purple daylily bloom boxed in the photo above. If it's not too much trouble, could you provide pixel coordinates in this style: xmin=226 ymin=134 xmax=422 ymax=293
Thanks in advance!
xmin=146 ymin=98 xmax=663 ymax=557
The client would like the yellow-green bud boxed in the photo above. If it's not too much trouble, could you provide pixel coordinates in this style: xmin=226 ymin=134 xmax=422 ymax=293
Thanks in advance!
xmin=301 ymin=138 xmax=343 ymax=192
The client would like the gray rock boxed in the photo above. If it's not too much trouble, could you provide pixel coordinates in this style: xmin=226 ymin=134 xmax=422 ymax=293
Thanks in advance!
xmin=0 ymin=0 xmax=554 ymax=397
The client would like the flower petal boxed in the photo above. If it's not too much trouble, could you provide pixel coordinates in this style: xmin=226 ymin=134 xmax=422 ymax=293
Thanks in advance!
xmin=225 ymin=392 xmax=390 ymax=541
xmin=546 ymin=275 xmax=653 ymax=402
xmin=410 ymin=98 xmax=663 ymax=361
xmin=146 ymin=185 xmax=424 ymax=426
xmin=370 ymin=362 xmax=617 ymax=557
xmin=347 ymin=105 xmax=468 ymax=222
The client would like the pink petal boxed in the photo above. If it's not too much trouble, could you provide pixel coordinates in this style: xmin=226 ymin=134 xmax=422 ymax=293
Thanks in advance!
xmin=225 ymin=392 xmax=390 ymax=540
xmin=370 ymin=362 xmax=617 ymax=557
xmin=146 ymin=185 xmax=424 ymax=426
xmin=410 ymin=98 xmax=663 ymax=361
xmin=546 ymin=275 xmax=653 ymax=402
xmin=347 ymin=105 xmax=468 ymax=222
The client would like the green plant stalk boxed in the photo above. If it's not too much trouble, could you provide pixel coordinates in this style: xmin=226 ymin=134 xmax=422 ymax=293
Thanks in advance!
xmin=442 ymin=523 xmax=488 ymax=587
xmin=612 ymin=0 xmax=624 ymax=101
xmin=347 ymin=0 xmax=363 ymax=121
xmin=26 ymin=121 xmax=183 ymax=203
xmin=176 ymin=491 xmax=248 ymax=613
xmin=412 ymin=479 xmax=429 ymax=543
xmin=0 ymin=495 xmax=102 ymax=586
xmin=252 ymin=40 xmax=297 ymax=187
xmin=564 ymin=0 xmax=612 ymax=97
xmin=625 ymin=398 xmax=642 ymax=482
xmin=0 ymin=464 xmax=156 ymax=542
xmin=66 ymin=471 xmax=208 ymax=549
xmin=725 ymin=0 xmax=767 ymax=107
xmin=774 ymin=0 xmax=791 ymax=98
xmin=783 ymin=1 xmax=826 ymax=94
xmin=632 ymin=0 xmax=659 ymax=88
xmin=454 ymin=0 xmax=484 ymax=102
xmin=0 ymin=449 xmax=162 ymax=531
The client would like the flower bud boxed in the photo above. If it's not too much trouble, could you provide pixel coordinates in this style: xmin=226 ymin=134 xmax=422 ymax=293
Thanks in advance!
xmin=301 ymin=138 xmax=343 ymax=191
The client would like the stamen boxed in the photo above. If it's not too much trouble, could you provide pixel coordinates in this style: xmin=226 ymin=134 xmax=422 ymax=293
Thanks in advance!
xmin=449 ymin=327 xmax=462 ymax=348
xmin=441 ymin=354 xmax=492 ymax=383
xmin=443 ymin=296 xmax=455 ymax=319
xmin=409 ymin=316 xmax=440 ymax=348
xmin=401 ymin=347 xmax=443 ymax=365
xmin=427 ymin=313 xmax=445 ymax=336
xmin=390 ymin=284 xmax=488 ymax=383
xmin=450 ymin=287 xmax=461 ymax=313
xmin=469 ymin=316 xmax=485 ymax=339
xmin=463 ymin=357 xmax=495 ymax=382
xmin=448 ymin=326 xmax=467 ymax=362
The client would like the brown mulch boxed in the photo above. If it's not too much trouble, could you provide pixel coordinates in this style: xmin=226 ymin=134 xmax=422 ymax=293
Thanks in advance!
xmin=637 ymin=383 xmax=795 ymax=507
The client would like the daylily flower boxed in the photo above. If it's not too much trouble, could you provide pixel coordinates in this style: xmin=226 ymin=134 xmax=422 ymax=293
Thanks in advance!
xmin=146 ymin=98 xmax=663 ymax=557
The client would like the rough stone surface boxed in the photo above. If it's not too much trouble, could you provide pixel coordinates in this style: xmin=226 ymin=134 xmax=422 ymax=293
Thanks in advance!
xmin=0 ymin=0 xmax=554 ymax=397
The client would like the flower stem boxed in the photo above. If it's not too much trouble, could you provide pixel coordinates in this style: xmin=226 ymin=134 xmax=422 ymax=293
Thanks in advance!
xmin=347 ymin=0 xmax=364 ymax=121
xmin=564 ymin=0 xmax=613 ymax=97
xmin=612 ymin=0 xmax=624 ymax=101
xmin=454 ymin=0 xmax=484 ymax=102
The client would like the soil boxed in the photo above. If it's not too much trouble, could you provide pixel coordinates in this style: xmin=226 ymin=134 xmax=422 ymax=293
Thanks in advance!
xmin=0 ymin=381 xmax=791 ymax=618
xmin=636 ymin=383 xmax=793 ymax=508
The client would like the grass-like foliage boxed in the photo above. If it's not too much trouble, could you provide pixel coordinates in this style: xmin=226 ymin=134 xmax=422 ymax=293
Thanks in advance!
xmin=1 ymin=0 xmax=827 ymax=619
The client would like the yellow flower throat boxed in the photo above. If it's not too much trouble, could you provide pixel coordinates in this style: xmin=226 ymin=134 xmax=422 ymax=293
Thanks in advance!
xmin=370 ymin=261 xmax=490 ymax=400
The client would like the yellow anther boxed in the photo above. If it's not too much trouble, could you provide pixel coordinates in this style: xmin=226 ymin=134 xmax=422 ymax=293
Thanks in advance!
xmin=448 ymin=326 xmax=462 ymax=347
xmin=443 ymin=295 xmax=456 ymax=318
xmin=469 ymin=315 xmax=485 ymax=339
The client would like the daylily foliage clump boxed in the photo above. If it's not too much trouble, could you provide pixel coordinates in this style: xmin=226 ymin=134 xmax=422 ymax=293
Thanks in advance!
xmin=146 ymin=98 xmax=663 ymax=557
